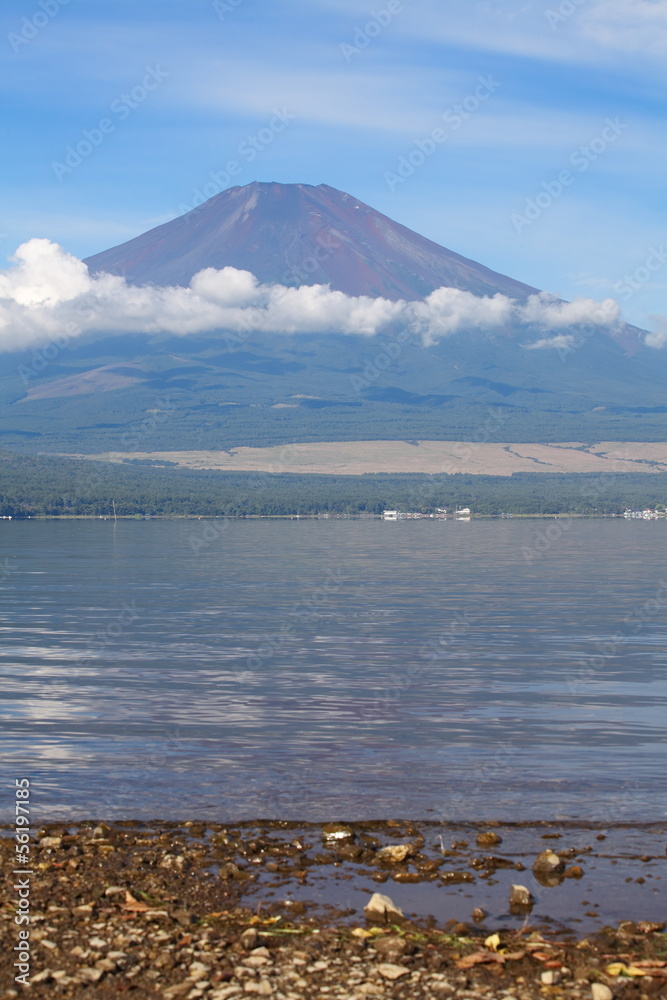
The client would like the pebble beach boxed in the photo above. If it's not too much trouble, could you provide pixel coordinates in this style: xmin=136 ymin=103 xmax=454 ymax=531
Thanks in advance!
xmin=3 ymin=820 xmax=666 ymax=999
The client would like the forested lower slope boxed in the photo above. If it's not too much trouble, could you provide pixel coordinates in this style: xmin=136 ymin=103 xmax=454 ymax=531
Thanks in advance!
xmin=1 ymin=450 xmax=665 ymax=517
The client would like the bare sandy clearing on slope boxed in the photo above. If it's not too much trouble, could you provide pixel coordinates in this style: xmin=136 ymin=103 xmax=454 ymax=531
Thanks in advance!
xmin=19 ymin=364 xmax=146 ymax=401
xmin=58 ymin=440 xmax=667 ymax=475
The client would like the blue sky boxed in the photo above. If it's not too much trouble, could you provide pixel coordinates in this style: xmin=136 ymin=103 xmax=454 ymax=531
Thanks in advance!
xmin=1 ymin=0 xmax=665 ymax=330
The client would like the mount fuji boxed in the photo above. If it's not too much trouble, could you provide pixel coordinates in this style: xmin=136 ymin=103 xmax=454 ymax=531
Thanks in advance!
xmin=2 ymin=181 xmax=665 ymax=455
xmin=84 ymin=181 xmax=537 ymax=301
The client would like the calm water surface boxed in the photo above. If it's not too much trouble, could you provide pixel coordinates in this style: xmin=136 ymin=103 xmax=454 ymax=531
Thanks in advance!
xmin=1 ymin=519 xmax=665 ymax=821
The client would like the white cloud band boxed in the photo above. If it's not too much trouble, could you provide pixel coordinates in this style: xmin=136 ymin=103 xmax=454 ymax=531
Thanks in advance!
xmin=0 ymin=238 xmax=633 ymax=355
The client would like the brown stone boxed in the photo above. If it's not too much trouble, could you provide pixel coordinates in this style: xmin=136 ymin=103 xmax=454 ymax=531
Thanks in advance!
xmin=476 ymin=831 xmax=503 ymax=847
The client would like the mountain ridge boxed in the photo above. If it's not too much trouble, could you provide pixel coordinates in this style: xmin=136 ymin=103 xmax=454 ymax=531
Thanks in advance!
xmin=84 ymin=181 xmax=539 ymax=301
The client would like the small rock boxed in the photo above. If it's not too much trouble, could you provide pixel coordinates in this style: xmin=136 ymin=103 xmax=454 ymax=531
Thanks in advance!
xmin=441 ymin=871 xmax=474 ymax=884
xmin=364 ymin=892 xmax=404 ymax=922
xmin=565 ymin=865 xmax=585 ymax=878
xmin=234 ymin=965 xmax=253 ymax=980
xmin=96 ymin=958 xmax=117 ymax=972
xmin=189 ymin=960 xmax=211 ymax=977
xmin=322 ymin=822 xmax=355 ymax=842
xmin=541 ymin=970 xmax=562 ymax=985
xmin=392 ymin=871 xmax=421 ymax=883
xmin=533 ymin=849 xmax=565 ymax=875
xmin=376 ymin=962 xmax=410 ymax=980
xmin=480 ymin=854 xmax=515 ymax=870
xmin=476 ymin=831 xmax=502 ymax=847
xmin=336 ymin=842 xmax=363 ymax=860
xmin=376 ymin=843 xmax=412 ymax=863
xmin=210 ymin=988 xmax=243 ymax=1000
xmin=373 ymin=936 xmax=407 ymax=960
xmin=31 ymin=970 xmax=53 ymax=984
xmin=591 ymin=985 xmax=613 ymax=1000
xmin=471 ymin=907 xmax=487 ymax=922
xmin=88 ymin=936 xmax=108 ymax=950
xmin=78 ymin=966 xmax=105 ymax=983
xmin=39 ymin=836 xmax=62 ymax=848
xmin=509 ymin=884 xmax=533 ymax=907
xmin=163 ymin=983 xmax=193 ymax=999
xmin=244 ymin=980 xmax=273 ymax=996
xmin=160 ymin=853 xmax=186 ymax=869
xmin=239 ymin=928 xmax=258 ymax=950
xmin=92 ymin=823 xmax=113 ymax=840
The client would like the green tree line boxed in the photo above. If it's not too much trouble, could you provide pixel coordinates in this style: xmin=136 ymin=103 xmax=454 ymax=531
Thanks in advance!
xmin=1 ymin=450 xmax=665 ymax=517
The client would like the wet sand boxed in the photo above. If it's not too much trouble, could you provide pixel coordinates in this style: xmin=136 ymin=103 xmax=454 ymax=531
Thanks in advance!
xmin=2 ymin=820 xmax=666 ymax=998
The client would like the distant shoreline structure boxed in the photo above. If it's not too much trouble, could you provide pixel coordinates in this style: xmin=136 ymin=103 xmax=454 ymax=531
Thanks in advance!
xmin=7 ymin=512 xmax=663 ymax=521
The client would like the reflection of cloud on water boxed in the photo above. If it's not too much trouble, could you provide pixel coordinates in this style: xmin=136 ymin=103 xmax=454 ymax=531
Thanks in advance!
xmin=2 ymin=519 xmax=667 ymax=820
xmin=0 ymin=644 xmax=81 ymax=660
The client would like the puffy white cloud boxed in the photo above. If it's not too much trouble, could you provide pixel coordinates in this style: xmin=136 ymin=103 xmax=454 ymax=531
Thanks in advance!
xmin=645 ymin=316 xmax=667 ymax=348
xmin=0 ymin=239 xmax=90 ymax=308
xmin=408 ymin=287 xmax=514 ymax=346
xmin=517 ymin=291 xmax=621 ymax=329
xmin=0 ymin=240 xmax=406 ymax=351
xmin=0 ymin=238 xmax=634 ymax=355
xmin=190 ymin=266 xmax=262 ymax=306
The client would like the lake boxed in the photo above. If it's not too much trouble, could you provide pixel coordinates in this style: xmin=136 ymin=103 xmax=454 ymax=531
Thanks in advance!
xmin=1 ymin=518 xmax=665 ymax=822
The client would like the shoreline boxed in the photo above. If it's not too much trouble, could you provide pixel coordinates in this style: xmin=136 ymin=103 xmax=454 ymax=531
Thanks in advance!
xmin=2 ymin=820 xmax=666 ymax=998
xmin=1 ymin=512 xmax=643 ymax=520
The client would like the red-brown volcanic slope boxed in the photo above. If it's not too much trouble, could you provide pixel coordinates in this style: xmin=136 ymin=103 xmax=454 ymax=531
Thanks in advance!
xmin=84 ymin=182 xmax=538 ymax=301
